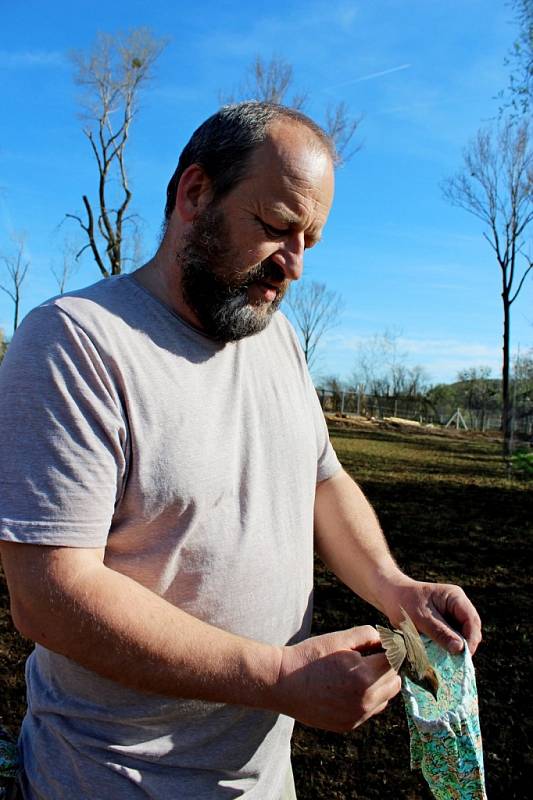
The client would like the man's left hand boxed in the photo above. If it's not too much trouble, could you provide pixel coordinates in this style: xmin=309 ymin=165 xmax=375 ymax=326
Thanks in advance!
xmin=381 ymin=578 xmax=482 ymax=656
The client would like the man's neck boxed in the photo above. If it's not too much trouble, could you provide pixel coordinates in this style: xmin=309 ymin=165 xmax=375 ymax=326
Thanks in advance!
xmin=132 ymin=250 xmax=203 ymax=332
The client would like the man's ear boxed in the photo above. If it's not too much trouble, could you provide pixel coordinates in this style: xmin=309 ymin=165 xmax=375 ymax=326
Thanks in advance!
xmin=175 ymin=164 xmax=214 ymax=222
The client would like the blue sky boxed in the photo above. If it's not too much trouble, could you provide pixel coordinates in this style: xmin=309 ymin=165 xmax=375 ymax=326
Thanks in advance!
xmin=1 ymin=0 xmax=531 ymax=385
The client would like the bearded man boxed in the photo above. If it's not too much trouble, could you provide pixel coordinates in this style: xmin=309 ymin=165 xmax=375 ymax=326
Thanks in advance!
xmin=0 ymin=102 xmax=481 ymax=800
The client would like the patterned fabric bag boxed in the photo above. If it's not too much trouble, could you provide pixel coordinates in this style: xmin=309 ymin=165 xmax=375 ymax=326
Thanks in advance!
xmin=0 ymin=726 xmax=20 ymax=800
xmin=401 ymin=637 xmax=487 ymax=800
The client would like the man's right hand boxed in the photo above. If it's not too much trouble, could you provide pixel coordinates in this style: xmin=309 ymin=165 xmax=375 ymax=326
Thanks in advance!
xmin=273 ymin=626 xmax=401 ymax=732
xmin=1 ymin=543 xmax=399 ymax=730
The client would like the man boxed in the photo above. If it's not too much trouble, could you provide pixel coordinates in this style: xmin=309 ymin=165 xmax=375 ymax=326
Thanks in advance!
xmin=0 ymin=102 xmax=481 ymax=799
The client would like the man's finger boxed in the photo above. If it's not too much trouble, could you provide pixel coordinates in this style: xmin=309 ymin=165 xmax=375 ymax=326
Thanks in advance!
xmin=426 ymin=595 xmax=482 ymax=655
xmin=361 ymin=652 xmax=402 ymax=684
xmin=427 ymin=617 xmax=465 ymax=654
xmin=348 ymin=624 xmax=383 ymax=653
xmin=358 ymin=653 xmax=402 ymax=704
xmin=459 ymin=615 xmax=482 ymax=655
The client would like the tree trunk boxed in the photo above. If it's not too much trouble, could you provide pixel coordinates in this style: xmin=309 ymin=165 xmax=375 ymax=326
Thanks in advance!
xmin=13 ymin=293 xmax=19 ymax=332
xmin=502 ymin=297 xmax=512 ymax=455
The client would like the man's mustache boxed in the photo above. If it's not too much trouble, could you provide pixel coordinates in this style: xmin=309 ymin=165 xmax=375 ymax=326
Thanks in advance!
xmin=244 ymin=260 xmax=288 ymax=290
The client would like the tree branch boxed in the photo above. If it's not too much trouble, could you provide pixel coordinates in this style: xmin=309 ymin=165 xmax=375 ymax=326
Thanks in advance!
xmin=67 ymin=28 xmax=165 ymax=277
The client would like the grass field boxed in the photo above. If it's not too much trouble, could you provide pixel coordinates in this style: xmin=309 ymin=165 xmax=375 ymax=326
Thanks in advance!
xmin=292 ymin=417 xmax=532 ymax=799
xmin=1 ymin=418 xmax=531 ymax=798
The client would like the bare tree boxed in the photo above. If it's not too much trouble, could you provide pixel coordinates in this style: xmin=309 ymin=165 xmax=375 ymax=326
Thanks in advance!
xmin=350 ymin=330 xmax=429 ymax=418
xmin=0 ymin=327 xmax=8 ymax=365
xmin=67 ymin=28 xmax=166 ymax=278
xmin=223 ymin=56 xmax=307 ymax=110
xmin=400 ymin=364 xmax=430 ymax=399
xmin=51 ymin=237 xmax=81 ymax=294
xmin=324 ymin=100 xmax=361 ymax=165
xmin=456 ymin=366 xmax=498 ymax=430
xmin=442 ymin=120 xmax=533 ymax=454
xmin=320 ymin=374 xmax=345 ymax=412
xmin=499 ymin=0 xmax=533 ymax=118
xmin=0 ymin=234 xmax=30 ymax=331
xmin=511 ymin=348 xmax=533 ymax=434
xmin=351 ymin=330 xmax=407 ymax=397
xmin=513 ymin=347 xmax=533 ymax=386
xmin=223 ymin=55 xmax=360 ymax=164
xmin=284 ymin=281 xmax=343 ymax=369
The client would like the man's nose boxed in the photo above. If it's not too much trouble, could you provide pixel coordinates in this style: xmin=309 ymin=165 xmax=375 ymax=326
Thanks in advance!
xmin=271 ymin=233 xmax=305 ymax=281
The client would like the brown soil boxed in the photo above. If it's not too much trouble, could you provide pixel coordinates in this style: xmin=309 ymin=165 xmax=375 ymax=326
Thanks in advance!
xmin=292 ymin=420 xmax=532 ymax=799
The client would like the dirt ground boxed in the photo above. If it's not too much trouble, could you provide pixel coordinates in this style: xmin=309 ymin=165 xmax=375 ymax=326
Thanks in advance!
xmin=1 ymin=419 xmax=531 ymax=798
xmin=292 ymin=419 xmax=532 ymax=799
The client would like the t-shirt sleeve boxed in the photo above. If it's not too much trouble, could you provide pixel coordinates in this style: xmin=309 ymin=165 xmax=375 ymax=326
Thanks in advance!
xmin=0 ymin=304 xmax=128 ymax=547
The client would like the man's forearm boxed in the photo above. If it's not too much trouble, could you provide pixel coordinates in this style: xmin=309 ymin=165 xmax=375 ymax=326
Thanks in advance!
xmin=314 ymin=469 xmax=411 ymax=613
xmin=313 ymin=469 xmax=483 ymax=655
xmin=1 ymin=539 xmax=406 ymax=731
xmin=1 ymin=542 xmax=282 ymax=710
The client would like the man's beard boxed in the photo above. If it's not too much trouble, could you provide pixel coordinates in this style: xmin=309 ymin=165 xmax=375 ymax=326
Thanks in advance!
xmin=180 ymin=205 xmax=289 ymax=342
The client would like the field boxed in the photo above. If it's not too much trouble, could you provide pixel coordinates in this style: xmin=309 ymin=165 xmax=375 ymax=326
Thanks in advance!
xmin=293 ymin=417 xmax=532 ymax=799
xmin=1 ymin=418 xmax=532 ymax=798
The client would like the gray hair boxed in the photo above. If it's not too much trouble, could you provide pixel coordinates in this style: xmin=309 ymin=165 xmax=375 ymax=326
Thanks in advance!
xmin=164 ymin=101 xmax=335 ymax=223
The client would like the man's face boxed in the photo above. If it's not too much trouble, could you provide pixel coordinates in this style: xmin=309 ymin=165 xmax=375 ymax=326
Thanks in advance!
xmin=180 ymin=203 xmax=290 ymax=341
xmin=180 ymin=121 xmax=334 ymax=342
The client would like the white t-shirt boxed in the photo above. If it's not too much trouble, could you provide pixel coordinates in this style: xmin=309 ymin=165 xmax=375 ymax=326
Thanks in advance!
xmin=0 ymin=274 xmax=341 ymax=799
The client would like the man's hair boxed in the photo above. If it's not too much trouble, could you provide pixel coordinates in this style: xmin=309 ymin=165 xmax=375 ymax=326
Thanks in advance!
xmin=164 ymin=101 xmax=335 ymax=224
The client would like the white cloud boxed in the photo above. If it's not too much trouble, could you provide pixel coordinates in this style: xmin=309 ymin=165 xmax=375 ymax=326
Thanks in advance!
xmin=323 ymin=63 xmax=411 ymax=93
xmin=397 ymin=337 xmax=499 ymax=360
xmin=0 ymin=50 xmax=65 ymax=69
xmin=199 ymin=1 xmax=363 ymax=61
xmin=337 ymin=332 xmax=498 ymax=359
xmin=151 ymin=84 xmax=202 ymax=105
xmin=325 ymin=331 xmax=503 ymax=383
xmin=333 ymin=2 xmax=358 ymax=31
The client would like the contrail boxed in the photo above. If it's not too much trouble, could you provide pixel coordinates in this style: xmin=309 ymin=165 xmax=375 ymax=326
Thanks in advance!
xmin=324 ymin=63 xmax=411 ymax=92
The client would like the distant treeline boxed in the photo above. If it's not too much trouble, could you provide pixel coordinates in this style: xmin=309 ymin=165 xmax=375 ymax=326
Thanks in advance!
xmin=317 ymin=367 xmax=533 ymax=437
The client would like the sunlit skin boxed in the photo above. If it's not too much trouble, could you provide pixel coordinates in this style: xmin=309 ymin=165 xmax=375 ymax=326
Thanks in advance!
xmin=212 ymin=124 xmax=334 ymax=311
xmin=134 ymin=120 xmax=335 ymax=331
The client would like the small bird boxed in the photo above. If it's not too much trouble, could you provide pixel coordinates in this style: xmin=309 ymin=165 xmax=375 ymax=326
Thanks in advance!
xmin=376 ymin=607 xmax=440 ymax=700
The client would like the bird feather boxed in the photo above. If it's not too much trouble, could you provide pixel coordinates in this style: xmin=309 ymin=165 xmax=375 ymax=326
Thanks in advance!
xmin=376 ymin=607 xmax=440 ymax=700
xmin=375 ymin=624 xmax=407 ymax=672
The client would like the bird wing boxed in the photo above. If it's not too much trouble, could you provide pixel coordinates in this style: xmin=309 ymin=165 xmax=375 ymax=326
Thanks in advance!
xmin=376 ymin=624 xmax=406 ymax=673
xmin=398 ymin=606 xmax=431 ymax=680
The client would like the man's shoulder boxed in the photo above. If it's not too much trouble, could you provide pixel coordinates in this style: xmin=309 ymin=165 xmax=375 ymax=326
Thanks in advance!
xmin=46 ymin=274 xmax=134 ymax=317
xmin=249 ymin=310 xmax=310 ymax=376
xmin=263 ymin=309 xmax=297 ymax=341
xmin=22 ymin=275 xmax=144 ymax=337
xmin=267 ymin=310 xmax=304 ymax=352
xmin=1 ymin=276 xmax=142 ymax=368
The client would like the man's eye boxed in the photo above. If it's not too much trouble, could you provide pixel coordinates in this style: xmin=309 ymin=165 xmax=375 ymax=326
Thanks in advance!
xmin=261 ymin=221 xmax=288 ymax=238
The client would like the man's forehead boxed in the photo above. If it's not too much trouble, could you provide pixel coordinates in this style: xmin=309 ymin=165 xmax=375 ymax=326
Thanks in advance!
xmin=247 ymin=127 xmax=334 ymax=201
xmin=249 ymin=120 xmax=333 ymax=175
xmin=266 ymin=201 xmax=326 ymax=232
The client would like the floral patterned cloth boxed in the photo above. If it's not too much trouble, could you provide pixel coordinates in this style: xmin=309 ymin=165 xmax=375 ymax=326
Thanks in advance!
xmin=401 ymin=637 xmax=487 ymax=800
xmin=0 ymin=726 xmax=19 ymax=800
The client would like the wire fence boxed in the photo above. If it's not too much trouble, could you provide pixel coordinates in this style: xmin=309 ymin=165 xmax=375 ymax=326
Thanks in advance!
xmin=316 ymin=388 xmax=533 ymax=438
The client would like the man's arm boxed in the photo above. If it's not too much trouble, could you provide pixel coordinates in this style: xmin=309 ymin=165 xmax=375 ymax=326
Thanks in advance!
xmin=313 ymin=468 xmax=482 ymax=655
xmin=0 ymin=541 xmax=281 ymax=705
xmin=0 ymin=540 xmax=400 ymax=733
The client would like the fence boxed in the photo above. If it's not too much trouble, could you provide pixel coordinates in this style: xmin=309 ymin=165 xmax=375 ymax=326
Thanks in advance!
xmin=316 ymin=388 xmax=533 ymax=438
